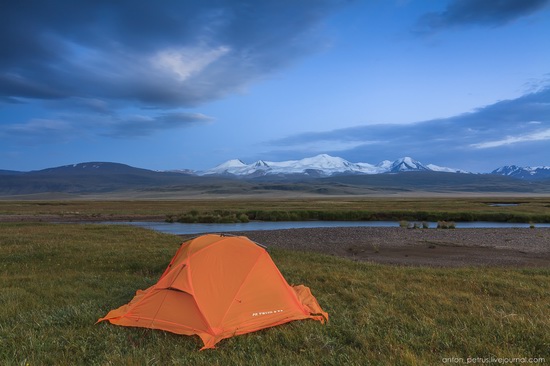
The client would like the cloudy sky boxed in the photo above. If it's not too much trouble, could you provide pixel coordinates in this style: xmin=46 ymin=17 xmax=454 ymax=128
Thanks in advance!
xmin=1 ymin=0 xmax=549 ymax=173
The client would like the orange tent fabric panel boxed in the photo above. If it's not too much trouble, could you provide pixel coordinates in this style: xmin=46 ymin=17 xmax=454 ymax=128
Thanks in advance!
xmin=97 ymin=234 xmax=328 ymax=350
xmin=189 ymin=238 xmax=264 ymax=328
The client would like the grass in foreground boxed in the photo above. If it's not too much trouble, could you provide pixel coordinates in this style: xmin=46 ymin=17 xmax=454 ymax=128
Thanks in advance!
xmin=0 ymin=223 xmax=548 ymax=365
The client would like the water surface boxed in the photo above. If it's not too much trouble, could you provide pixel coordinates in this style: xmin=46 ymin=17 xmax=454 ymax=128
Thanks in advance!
xmin=101 ymin=220 xmax=550 ymax=235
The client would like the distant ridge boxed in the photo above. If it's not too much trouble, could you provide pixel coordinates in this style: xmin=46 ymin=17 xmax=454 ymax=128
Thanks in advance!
xmin=0 ymin=169 xmax=23 ymax=175
xmin=492 ymin=165 xmax=550 ymax=180
xmin=0 ymin=162 xmax=212 ymax=195
xmin=34 ymin=162 xmax=153 ymax=175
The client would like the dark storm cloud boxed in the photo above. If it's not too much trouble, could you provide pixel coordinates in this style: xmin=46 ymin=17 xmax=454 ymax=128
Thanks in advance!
xmin=415 ymin=0 xmax=550 ymax=33
xmin=267 ymin=87 xmax=550 ymax=171
xmin=0 ymin=0 xmax=344 ymax=107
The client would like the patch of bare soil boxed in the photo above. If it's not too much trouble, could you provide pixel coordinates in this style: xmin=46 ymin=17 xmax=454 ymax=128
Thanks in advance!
xmin=186 ymin=227 xmax=550 ymax=267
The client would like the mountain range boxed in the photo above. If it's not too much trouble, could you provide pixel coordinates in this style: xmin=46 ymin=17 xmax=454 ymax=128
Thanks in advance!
xmin=202 ymin=154 xmax=550 ymax=180
xmin=491 ymin=165 xmax=550 ymax=181
xmin=200 ymin=154 xmax=468 ymax=177
xmin=0 ymin=155 xmax=548 ymax=197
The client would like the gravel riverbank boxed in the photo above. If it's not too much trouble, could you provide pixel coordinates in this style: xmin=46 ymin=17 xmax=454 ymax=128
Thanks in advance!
xmin=181 ymin=227 xmax=550 ymax=267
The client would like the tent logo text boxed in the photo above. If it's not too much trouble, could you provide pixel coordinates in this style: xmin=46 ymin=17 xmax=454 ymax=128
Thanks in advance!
xmin=252 ymin=309 xmax=284 ymax=317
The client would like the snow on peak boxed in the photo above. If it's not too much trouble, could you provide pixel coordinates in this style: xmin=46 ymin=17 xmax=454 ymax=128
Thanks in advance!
xmin=203 ymin=159 xmax=249 ymax=175
xmin=253 ymin=154 xmax=341 ymax=175
xmin=292 ymin=154 xmax=353 ymax=170
xmin=198 ymin=155 xmax=468 ymax=177
xmin=223 ymin=159 xmax=247 ymax=167
xmin=492 ymin=165 xmax=522 ymax=175
xmin=376 ymin=160 xmax=393 ymax=169
xmin=390 ymin=157 xmax=429 ymax=172
xmin=426 ymin=164 xmax=468 ymax=173
xmin=492 ymin=165 xmax=550 ymax=180
xmin=253 ymin=160 xmax=269 ymax=168
xmin=65 ymin=162 xmax=106 ymax=169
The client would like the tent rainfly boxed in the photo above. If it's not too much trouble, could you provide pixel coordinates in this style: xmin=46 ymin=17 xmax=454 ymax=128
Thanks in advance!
xmin=97 ymin=234 xmax=328 ymax=349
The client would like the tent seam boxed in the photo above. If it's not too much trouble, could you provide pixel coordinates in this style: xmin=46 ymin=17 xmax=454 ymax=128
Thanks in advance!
xmin=216 ymin=249 xmax=265 ymax=328
xmin=123 ymin=315 xmax=200 ymax=331
xmin=186 ymin=236 xmax=235 ymax=261
xmin=187 ymin=259 xmax=216 ymax=336
xmin=271 ymin=258 xmax=310 ymax=316
xmin=147 ymin=290 xmax=171 ymax=328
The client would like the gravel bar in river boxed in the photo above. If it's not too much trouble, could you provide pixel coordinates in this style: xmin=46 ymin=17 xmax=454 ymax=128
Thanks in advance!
xmin=180 ymin=227 xmax=550 ymax=267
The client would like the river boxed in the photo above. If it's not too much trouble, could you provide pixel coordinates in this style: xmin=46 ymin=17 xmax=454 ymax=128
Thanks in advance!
xmin=99 ymin=220 xmax=550 ymax=235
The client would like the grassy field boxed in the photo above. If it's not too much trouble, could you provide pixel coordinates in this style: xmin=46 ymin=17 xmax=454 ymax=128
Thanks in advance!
xmin=1 ymin=197 xmax=550 ymax=223
xmin=0 ymin=223 xmax=548 ymax=365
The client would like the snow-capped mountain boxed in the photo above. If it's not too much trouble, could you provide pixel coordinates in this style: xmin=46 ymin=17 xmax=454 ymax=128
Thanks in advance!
xmin=201 ymin=154 xmax=465 ymax=177
xmin=389 ymin=157 xmax=429 ymax=172
xmin=203 ymin=159 xmax=252 ymax=175
xmin=492 ymin=165 xmax=550 ymax=180
xmin=426 ymin=164 xmax=469 ymax=174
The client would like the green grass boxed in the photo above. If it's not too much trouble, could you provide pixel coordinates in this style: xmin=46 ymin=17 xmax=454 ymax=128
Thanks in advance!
xmin=1 ymin=223 xmax=549 ymax=365
xmin=2 ymin=197 xmax=550 ymax=223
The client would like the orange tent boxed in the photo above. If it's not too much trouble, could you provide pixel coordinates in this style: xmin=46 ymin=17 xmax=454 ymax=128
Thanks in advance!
xmin=97 ymin=234 xmax=328 ymax=349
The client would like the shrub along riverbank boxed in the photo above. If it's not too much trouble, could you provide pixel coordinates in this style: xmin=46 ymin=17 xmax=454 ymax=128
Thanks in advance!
xmin=167 ymin=209 xmax=550 ymax=224
xmin=1 ymin=223 xmax=548 ymax=364
xmin=1 ymin=197 xmax=550 ymax=224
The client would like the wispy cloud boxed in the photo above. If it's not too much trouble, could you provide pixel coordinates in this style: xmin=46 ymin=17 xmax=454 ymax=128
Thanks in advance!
xmin=0 ymin=112 xmax=214 ymax=142
xmin=263 ymin=86 xmax=550 ymax=171
xmin=269 ymin=139 xmax=374 ymax=154
xmin=0 ymin=118 xmax=79 ymax=143
xmin=102 ymin=112 xmax=214 ymax=138
xmin=471 ymin=128 xmax=550 ymax=148
xmin=414 ymin=0 xmax=550 ymax=34
xmin=151 ymin=46 xmax=231 ymax=82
